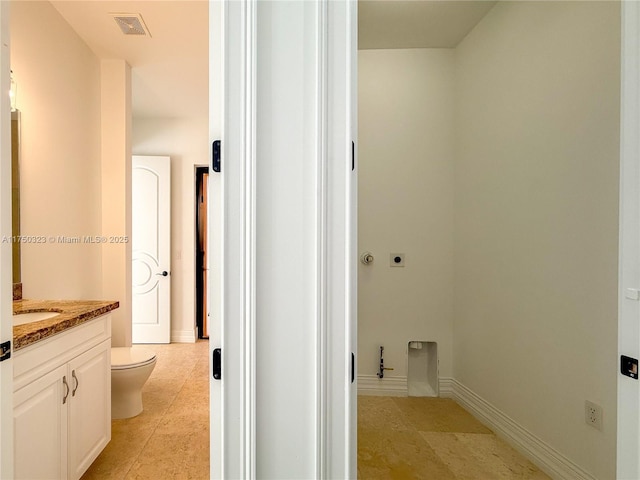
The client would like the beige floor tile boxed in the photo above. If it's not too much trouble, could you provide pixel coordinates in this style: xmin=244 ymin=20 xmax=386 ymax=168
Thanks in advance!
xmin=81 ymin=340 xmax=210 ymax=479
xmin=81 ymin=423 xmax=156 ymax=480
xmin=421 ymin=432 xmax=551 ymax=480
xmin=85 ymin=343 xmax=548 ymax=480
xmin=358 ymin=396 xmax=413 ymax=432
xmin=154 ymin=410 xmax=210 ymax=436
xmin=166 ymin=385 xmax=208 ymax=418
xmin=178 ymin=374 xmax=209 ymax=395
xmin=139 ymin=388 xmax=179 ymax=417
xmin=192 ymin=360 xmax=209 ymax=376
xmin=358 ymin=397 xmax=551 ymax=480
xmin=125 ymin=431 xmax=209 ymax=480
xmin=392 ymin=397 xmax=493 ymax=434
xmin=358 ymin=426 xmax=457 ymax=479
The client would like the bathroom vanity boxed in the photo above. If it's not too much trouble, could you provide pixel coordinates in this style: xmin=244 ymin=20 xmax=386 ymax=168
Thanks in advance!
xmin=12 ymin=299 xmax=118 ymax=480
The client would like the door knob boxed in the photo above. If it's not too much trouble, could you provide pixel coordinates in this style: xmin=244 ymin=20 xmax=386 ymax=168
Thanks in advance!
xmin=156 ymin=271 xmax=169 ymax=277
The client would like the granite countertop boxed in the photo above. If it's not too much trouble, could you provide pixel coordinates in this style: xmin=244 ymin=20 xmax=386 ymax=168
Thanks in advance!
xmin=13 ymin=299 xmax=119 ymax=351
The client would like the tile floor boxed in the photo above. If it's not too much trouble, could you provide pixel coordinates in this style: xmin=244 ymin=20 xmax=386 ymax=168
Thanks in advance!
xmin=358 ymin=396 xmax=551 ymax=480
xmin=82 ymin=341 xmax=549 ymax=479
xmin=81 ymin=340 xmax=210 ymax=479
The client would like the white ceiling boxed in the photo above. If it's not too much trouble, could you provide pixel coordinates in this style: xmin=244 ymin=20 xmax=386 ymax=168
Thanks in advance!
xmin=48 ymin=1 xmax=496 ymax=120
xmin=360 ymin=1 xmax=497 ymax=49
xmin=50 ymin=0 xmax=209 ymax=120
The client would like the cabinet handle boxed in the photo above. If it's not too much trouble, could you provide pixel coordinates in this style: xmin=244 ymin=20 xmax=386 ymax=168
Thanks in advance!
xmin=72 ymin=370 xmax=79 ymax=397
xmin=62 ymin=376 xmax=69 ymax=405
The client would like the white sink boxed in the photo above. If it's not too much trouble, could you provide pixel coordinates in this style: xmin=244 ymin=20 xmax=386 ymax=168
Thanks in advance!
xmin=13 ymin=311 xmax=60 ymax=326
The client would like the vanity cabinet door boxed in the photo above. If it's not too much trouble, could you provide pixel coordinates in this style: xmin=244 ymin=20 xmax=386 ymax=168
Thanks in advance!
xmin=13 ymin=313 xmax=112 ymax=479
xmin=67 ymin=339 xmax=111 ymax=480
xmin=14 ymin=364 xmax=68 ymax=480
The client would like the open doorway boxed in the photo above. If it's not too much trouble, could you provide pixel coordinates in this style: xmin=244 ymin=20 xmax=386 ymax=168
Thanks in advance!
xmin=7 ymin=0 xmax=212 ymax=477
xmin=357 ymin=2 xmax=620 ymax=479
xmin=195 ymin=166 xmax=209 ymax=339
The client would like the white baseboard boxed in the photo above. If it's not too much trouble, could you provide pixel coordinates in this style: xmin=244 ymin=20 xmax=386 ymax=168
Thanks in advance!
xmin=171 ymin=329 xmax=197 ymax=343
xmin=438 ymin=377 xmax=455 ymax=398
xmin=358 ymin=375 xmax=407 ymax=396
xmin=450 ymin=379 xmax=596 ymax=480
xmin=357 ymin=375 xmax=452 ymax=398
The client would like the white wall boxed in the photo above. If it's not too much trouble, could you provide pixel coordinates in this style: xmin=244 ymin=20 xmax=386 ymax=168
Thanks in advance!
xmin=132 ymin=116 xmax=209 ymax=342
xmin=10 ymin=0 xmax=102 ymax=300
xmin=101 ymin=60 xmax=132 ymax=347
xmin=358 ymin=49 xmax=455 ymax=381
xmin=454 ymin=2 xmax=620 ymax=479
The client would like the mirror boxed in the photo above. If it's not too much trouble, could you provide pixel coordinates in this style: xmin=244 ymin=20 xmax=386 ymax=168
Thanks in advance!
xmin=12 ymin=110 xmax=21 ymax=286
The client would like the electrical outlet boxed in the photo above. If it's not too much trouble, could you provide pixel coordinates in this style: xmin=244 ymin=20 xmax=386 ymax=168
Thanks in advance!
xmin=585 ymin=401 xmax=603 ymax=430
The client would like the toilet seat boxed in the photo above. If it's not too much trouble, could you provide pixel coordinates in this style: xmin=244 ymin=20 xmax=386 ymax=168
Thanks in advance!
xmin=111 ymin=347 xmax=156 ymax=370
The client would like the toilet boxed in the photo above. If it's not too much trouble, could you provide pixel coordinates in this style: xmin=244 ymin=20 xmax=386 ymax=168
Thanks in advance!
xmin=111 ymin=347 xmax=157 ymax=419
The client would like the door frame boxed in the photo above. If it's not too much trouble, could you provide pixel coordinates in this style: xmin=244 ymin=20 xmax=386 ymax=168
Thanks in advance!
xmin=617 ymin=2 xmax=640 ymax=478
xmin=216 ymin=1 xmax=257 ymax=476
xmin=195 ymin=166 xmax=209 ymax=339
xmin=0 ymin=0 xmax=13 ymax=477
xmin=214 ymin=0 xmax=356 ymax=477
xmin=214 ymin=1 xmax=640 ymax=478
xmin=208 ymin=0 xmax=223 ymax=477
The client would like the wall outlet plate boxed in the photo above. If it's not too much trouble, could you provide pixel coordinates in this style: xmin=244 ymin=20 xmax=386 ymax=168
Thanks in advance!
xmin=585 ymin=400 xmax=603 ymax=431
xmin=390 ymin=253 xmax=405 ymax=267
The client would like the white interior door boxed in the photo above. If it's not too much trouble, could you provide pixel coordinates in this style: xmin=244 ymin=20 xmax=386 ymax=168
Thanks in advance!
xmin=131 ymin=155 xmax=171 ymax=344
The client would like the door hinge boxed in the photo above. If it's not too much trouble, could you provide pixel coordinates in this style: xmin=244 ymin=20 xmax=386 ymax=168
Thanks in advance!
xmin=351 ymin=352 xmax=355 ymax=383
xmin=0 ymin=340 xmax=10 ymax=362
xmin=213 ymin=348 xmax=222 ymax=380
xmin=212 ymin=140 xmax=221 ymax=173
xmin=351 ymin=141 xmax=355 ymax=171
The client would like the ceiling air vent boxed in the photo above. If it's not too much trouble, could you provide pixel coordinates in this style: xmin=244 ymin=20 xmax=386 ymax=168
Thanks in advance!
xmin=112 ymin=13 xmax=151 ymax=37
